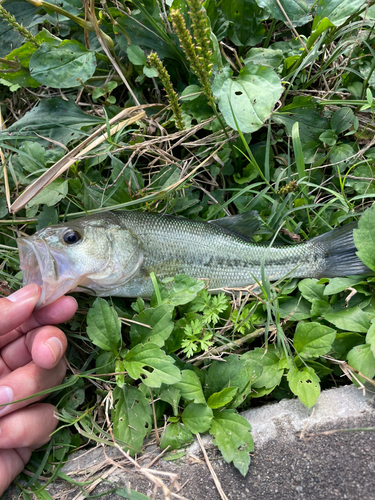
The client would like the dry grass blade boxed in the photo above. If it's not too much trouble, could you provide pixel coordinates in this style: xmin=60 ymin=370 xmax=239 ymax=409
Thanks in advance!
xmin=0 ymin=109 xmax=10 ymax=211
xmin=197 ymin=433 xmax=229 ymax=500
xmin=10 ymin=107 xmax=146 ymax=213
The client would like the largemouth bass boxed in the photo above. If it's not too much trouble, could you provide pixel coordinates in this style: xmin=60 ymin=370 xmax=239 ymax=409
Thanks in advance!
xmin=17 ymin=210 xmax=369 ymax=308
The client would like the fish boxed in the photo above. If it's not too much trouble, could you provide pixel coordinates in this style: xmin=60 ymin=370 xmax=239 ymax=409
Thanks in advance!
xmin=17 ymin=210 xmax=370 ymax=309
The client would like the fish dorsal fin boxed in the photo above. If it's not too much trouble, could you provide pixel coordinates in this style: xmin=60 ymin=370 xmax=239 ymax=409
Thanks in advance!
xmin=208 ymin=211 xmax=261 ymax=241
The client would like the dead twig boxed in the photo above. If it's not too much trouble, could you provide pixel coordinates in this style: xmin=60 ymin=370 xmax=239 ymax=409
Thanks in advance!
xmin=197 ymin=433 xmax=229 ymax=500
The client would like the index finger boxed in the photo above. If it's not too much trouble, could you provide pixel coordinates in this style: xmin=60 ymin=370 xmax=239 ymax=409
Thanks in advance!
xmin=0 ymin=289 xmax=77 ymax=349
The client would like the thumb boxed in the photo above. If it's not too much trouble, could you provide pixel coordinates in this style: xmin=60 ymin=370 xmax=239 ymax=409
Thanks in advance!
xmin=0 ymin=284 xmax=41 ymax=336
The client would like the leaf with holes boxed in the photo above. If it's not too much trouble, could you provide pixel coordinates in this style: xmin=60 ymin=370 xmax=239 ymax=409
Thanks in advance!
xmin=113 ymin=386 xmax=152 ymax=455
xmin=287 ymin=366 xmax=321 ymax=407
xmin=210 ymin=409 xmax=254 ymax=476
xmin=367 ymin=323 xmax=375 ymax=357
xmin=212 ymin=62 xmax=283 ymax=133
xmin=124 ymin=343 xmax=181 ymax=387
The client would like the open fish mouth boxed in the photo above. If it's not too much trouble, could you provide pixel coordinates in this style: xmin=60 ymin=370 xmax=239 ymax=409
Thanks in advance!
xmin=17 ymin=236 xmax=80 ymax=309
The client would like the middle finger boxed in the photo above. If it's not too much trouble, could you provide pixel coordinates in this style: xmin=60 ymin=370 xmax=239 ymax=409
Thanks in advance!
xmin=0 ymin=325 xmax=67 ymax=372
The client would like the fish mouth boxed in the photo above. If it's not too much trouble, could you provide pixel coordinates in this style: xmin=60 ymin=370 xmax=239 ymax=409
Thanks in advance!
xmin=17 ymin=237 xmax=80 ymax=309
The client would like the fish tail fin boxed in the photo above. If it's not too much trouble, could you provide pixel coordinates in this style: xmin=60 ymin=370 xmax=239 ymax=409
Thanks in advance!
xmin=312 ymin=221 xmax=371 ymax=277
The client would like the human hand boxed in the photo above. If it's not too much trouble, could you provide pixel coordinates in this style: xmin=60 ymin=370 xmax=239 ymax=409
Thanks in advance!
xmin=0 ymin=284 xmax=77 ymax=495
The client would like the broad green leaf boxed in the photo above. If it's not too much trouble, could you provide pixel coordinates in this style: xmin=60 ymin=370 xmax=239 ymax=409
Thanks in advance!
xmin=347 ymin=344 xmax=375 ymax=384
xmin=181 ymin=403 xmax=213 ymax=433
xmin=130 ymin=304 xmax=174 ymax=347
xmin=205 ymin=355 xmax=249 ymax=397
xmin=287 ymin=366 xmax=320 ymax=408
xmin=36 ymin=205 xmax=58 ymax=230
xmin=220 ymin=0 xmax=265 ymax=46
xmin=294 ymin=322 xmax=336 ymax=359
xmin=329 ymin=144 xmax=355 ymax=172
xmin=0 ymin=29 xmax=61 ymax=88
xmin=324 ymin=277 xmax=365 ymax=295
xmin=207 ymin=387 xmax=238 ymax=409
xmin=115 ymin=15 xmax=183 ymax=62
xmin=86 ymin=298 xmax=121 ymax=353
xmin=330 ymin=107 xmax=356 ymax=135
xmin=160 ymin=422 xmax=194 ymax=450
xmin=213 ymin=62 xmax=283 ymax=133
xmin=332 ymin=332 xmax=365 ymax=360
xmin=124 ymin=343 xmax=181 ymax=387
xmin=113 ymin=386 xmax=152 ymax=455
xmin=12 ymin=141 xmax=47 ymax=175
xmin=115 ymin=358 xmax=125 ymax=388
xmin=159 ymin=386 xmax=181 ymax=416
xmin=143 ymin=65 xmax=158 ymax=78
xmin=310 ymin=299 xmax=332 ymax=318
xmin=319 ymin=130 xmax=338 ymax=146
xmin=366 ymin=323 xmax=375 ymax=357
xmin=353 ymin=206 xmax=375 ymax=272
xmin=175 ymin=370 xmax=206 ymax=404
xmin=306 ymin=17 xmax=334 ymax=50
xmin=26 ymin=179 xmax=68 ymax=207
xmin=59 ymin=378 xmax=85 ymax=410
xmin=30 ymin=40 xmax=96 ymax=88
xmin=180 ymin=85 xmax=202 ymax=101
xmin=243 ymin=347 xmax=283 ymax=389
xmin=127 ymin=45 xmax=147 ymax=65
xmin=273 ymin=105 xmax=328 ymax=145
xmin=0 ymin=197 xmax=8 ymax=218
xmin=306 ymin=360 xmax=332 ymax=378
xmin=323 ymin=306 xmax=371 ymax=333
xmin=315 ymin=0 xmax=365 ymax=26
xmin=210 ymin=409 xmax=254 ymax=477
xmin=0 ymin=97 xmax=104 ymax=146
xmin=0 ymin=1 xmax=38 ymax=57
xmin=298 ymin=279 xmax=326 ymax=302
xmin=278 ymin=297 xmax=312 ymax=321
xmin=243 ymin=48 xmax=283 ymax=68
xmin=257 ymin=0 xmax=313 ymax=26
xmin=346 ymin=165 xmax=375 ymax=195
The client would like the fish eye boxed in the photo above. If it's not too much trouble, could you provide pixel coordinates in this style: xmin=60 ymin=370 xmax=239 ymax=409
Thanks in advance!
xmin=63 ymin=230 xmax=82 ymax=245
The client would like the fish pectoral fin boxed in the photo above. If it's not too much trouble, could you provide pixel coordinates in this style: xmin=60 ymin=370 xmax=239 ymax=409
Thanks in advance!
xmin=208 ymin=210 xmax=262 ymax=241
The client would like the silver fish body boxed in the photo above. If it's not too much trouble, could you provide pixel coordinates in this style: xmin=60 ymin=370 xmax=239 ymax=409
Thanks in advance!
xmin=17 ymin=211 xmax=369 ymax=308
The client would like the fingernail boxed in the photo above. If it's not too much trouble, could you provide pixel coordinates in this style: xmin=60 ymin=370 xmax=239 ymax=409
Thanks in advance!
xmin=7 ymin=284 xmax=39 ymax=303
xmin=0 ymin=386 xmax=13 ymax=416
xmin=45 ymin=337 xmax=63 ymax=363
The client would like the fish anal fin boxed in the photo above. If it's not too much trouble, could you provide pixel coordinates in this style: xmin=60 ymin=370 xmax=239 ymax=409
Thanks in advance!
xmin=209 ymin=211 xmax=261 ymax=241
